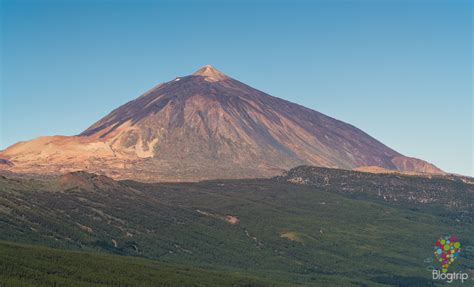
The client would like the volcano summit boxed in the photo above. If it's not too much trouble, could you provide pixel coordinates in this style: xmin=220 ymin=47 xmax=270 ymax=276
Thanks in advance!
xmin=0 ymin=65 xmax=442 ymax=181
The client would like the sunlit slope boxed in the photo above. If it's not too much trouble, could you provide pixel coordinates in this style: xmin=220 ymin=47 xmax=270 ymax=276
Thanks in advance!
xmin=0 ymin=65 xmax=442 ymax=181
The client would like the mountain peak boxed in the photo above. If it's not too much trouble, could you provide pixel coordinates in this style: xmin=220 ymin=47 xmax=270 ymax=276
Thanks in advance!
xmin=192 ymin=65 xmax=228 ymax=82
xmin=0 ymin=65 xmax=444 ymax=181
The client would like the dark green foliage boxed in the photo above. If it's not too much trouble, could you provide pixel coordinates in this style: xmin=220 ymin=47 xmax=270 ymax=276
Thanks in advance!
xmin=0 ymin=241 xmax=280 ymax=286
xmin=0 ymin=167 xmax=473 ymax=286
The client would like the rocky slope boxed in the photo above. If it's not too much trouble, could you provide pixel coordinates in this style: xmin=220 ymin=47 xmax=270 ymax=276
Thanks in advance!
xmin=0 ymin=65 xmax=443 ymax=181
xmin=276 ymin=165 xmax=473 ymax=209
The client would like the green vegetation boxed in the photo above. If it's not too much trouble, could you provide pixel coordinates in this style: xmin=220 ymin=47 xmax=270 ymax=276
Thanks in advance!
xmin=0 ymin=167 xmax=473 ymax=286
xmin=0 ymin=241 xmax=281 ymax=286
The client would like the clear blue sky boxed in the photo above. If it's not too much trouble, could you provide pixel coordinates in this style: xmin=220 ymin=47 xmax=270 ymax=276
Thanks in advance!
xmin=1 ymin=0 xmax=472 ymax=176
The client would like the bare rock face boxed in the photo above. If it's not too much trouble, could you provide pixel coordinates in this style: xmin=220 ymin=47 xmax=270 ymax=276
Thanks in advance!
xmin=0 ymin=65 xmax=443 ymax=181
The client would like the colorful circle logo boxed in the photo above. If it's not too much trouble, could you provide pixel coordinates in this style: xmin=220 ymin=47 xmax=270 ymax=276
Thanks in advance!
xmin=434 ymin=235 xmax=461 ymax=273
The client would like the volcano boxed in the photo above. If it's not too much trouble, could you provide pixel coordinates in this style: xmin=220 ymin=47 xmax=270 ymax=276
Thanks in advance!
xmin=0 ymin=65 xmax=443 ymax=181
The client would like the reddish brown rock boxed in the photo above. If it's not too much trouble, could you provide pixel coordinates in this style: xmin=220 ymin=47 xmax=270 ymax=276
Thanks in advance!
xmin=0 ymin=65 xmax=443 ymax=181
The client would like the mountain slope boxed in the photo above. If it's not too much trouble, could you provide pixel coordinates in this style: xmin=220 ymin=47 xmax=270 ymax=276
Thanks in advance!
xmin=0 ymin=169 xmax=472 ymax=285
xmin=0 ymin=65 xmax=442 ymax=181
xmin=0 ymin=241 xmax=283 ymax=287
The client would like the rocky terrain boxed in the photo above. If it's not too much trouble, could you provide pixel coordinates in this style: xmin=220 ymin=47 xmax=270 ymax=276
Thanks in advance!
xmin=276 ymin=165 xmax=474 ymax=214
xmin=0 ymin=65 xmax=443 ymax=181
